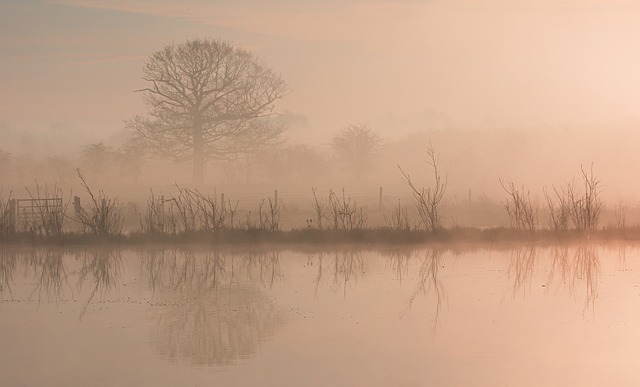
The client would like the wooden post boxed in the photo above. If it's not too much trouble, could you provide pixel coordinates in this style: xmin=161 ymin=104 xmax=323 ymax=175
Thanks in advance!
xmin=8 ymin=199 xmax=16 ymax=230
xmin=74 ymin=196 xmax=81 ymax=216
xmin=274 ymin=189 xmax=278 ymax=204
xmin=379 ymin=187 xmax=383 ymax=210
xmin=220 ymin=193 xmax=225 ymax=206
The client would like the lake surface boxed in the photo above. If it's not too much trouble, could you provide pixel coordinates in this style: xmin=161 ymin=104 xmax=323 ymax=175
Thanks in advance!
xmin=1 ymin=243 xmax=640 ymax=386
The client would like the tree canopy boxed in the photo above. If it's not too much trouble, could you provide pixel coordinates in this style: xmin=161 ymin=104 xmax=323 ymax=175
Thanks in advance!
xmin=127 ymin=38 xmax=288 ymax=184
xmin=330 ymin=123 xmax=383 ymax=179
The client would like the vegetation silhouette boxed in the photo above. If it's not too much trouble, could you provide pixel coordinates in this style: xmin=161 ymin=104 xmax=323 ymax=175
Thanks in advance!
xmin=127 ymin=38 xmax=288 ymax=185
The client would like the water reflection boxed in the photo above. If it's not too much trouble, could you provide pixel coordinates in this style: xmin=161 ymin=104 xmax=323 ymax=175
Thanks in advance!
xmin=509 ymin=244 xmax=600 ymax=313
xmin=386 ymin=249 xmax=449 ymax=333
xmin=76 ymin=249 xmax=123 ymax=319
xmin=1 ymin=249 xmax=73 ymax=303
xmin=0 ymin=249 xmax=18 ymax=300
xmin=408 ymin=249 xmax=448 ymax=331
xmin=0 ymin=244 xmax=618 ymax=371
xmin=140 ymin=249 xmax=284 ymax=366
xmin=570 ymin=245 xmax=599 ymax=313
xmin=308 ymin=250 xmax=366 ymax=297
xmin=508 ymin=246 xmax=539 ymax=298
xmin=25 ymin=249 xmax=70 ymax=303
xmin=386 ymin=249 xmax=412 ymax=284
xmin=616 ymin=243 xmax=628 ymax=271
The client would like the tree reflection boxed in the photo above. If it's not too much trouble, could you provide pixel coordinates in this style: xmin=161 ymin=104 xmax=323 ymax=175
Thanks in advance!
xmin=509 ymin=244 xmax=600 ymax=313
xmin=141 ymin=249 xmax=284 ymax=367
xmin=1 ymin=249 xmax=73 ymax=303
xmin=76 ymin=249 xmax=123 ymax=320
xmin=243 ymin=250 xmax=281 ymax=288
xmin=569 ymin=245 xmax=599 ymax=313
xmin=0 ymin=249 xmax=18 ymax=300
xmin=508 ymin=246 xmax=539 ymax=298
xmin=308 ymin=250 xmax=366 ymax=297
xmin=383 ymin=248 xmax=449 ymax=334
xmin=386 ymin=249 xmax=413 ymax=285
xmin=23 ymin=249 xmax=70 ymax=303
xmin=407 ymin=249 xmax=448 ymax=334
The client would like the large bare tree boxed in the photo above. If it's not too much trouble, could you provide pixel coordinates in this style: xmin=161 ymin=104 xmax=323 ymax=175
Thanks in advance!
xmin=127 ymin=38 xmax=288 ymax=184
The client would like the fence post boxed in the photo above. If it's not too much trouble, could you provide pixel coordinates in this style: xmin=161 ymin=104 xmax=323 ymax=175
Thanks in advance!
xmin=274 ymin=189 xmax=278 ymax=204
xmin=8 ymin=199 xmax=16 ymax=230
xmin=74 ymin=196 xmax=81 ymax=216
xmin=379 ymin=187 xmax=383 ymax=210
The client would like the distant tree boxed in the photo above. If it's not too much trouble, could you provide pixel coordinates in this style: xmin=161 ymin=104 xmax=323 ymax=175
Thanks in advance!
xmin=330 ymin=123 xmax=383 ymax=179
xmin=127 ymin=38 xmax=288 ymax=185
xmin=81 ymin=142 xmax=115 ymax=178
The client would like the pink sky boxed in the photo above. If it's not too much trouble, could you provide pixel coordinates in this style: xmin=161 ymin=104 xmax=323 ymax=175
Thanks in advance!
xmin=2 ymin=0 xmax=640 ymax=142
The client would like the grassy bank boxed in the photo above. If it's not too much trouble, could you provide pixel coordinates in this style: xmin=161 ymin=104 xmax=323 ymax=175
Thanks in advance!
xmin=2 ymin=225 xmax=639 ymax=248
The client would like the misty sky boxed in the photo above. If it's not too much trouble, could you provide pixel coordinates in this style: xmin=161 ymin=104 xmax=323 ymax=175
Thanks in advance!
xmin=2 ymin=0 xmax=640 ymax=139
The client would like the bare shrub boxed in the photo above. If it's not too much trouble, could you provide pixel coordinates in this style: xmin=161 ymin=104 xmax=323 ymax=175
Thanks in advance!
xmin=384 ymin=199 xmax=410 ymax=231
xmin=311 ymin=188 xmax=326 ymax=230
xmin=542 ymin=165 xmax=602 ymax=232
xmin=190 ymin=189 xmax=227 ymax=234
xmin=141 ymin=190 xmax=177 ymax=234
xmin=399 ymin=143 xmax=447 ymax=232
xmin=567 ymin=165 xmax=602 ymax=231
xmin=170 ymin=185 xmax=201 ymax=233
xmin=244 ymin=211 xmax=257 ymax=231
xmin=543 ymin=186 xmax=570 ymax=232
xmin=258 ymin=194 xmax=280 ymax=232
xmin=144 ymin=186 xmax=234 ymax=235
xmin=326 ymin=189 xmax=367 ymax=231
xmin=0 ymin=192 xmax=15 ymax=238
xmin=612 ymin=202 xmax=627 ymax=231
xmin=500 ymin=179 xmax=537 ymax=231
xmin=227 ymin=199 xmax=239 ymax=230
xmin=74 ymin=170 xmax=124 ymax=236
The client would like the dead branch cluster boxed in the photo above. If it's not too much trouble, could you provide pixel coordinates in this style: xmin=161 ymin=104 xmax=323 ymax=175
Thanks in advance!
xmin=310 ymin=188 xmax=367 ymax=231
xmin=399 ymin=143 xmax=447 ymax=232
xmin=543 ymin=165 xmax=602 ymax=232
xmin=75 ymin=170 xmax=124 ymax=236
xmin=384 ymin=199 xmax=410 ymax=231
xmin=501 ymin=165 xmax=602 ymax=232
xmin=500 ymin=180 xmax=537 ymax=231
xmin=244 ymin=192 xmax=280 ymax=231
xmin=141 ymin=184 xmax=239 ymax=235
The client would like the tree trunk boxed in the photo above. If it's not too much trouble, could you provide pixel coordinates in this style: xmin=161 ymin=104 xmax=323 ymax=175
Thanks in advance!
xmin=192 ymin=150 xmax=205 ymax=186
xmin=192 ymin=116 xmax=205 ymax=186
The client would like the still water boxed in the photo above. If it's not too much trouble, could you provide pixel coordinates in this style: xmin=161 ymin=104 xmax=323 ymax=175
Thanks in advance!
xmin=1 ymin=243 xmax=639 ymax=386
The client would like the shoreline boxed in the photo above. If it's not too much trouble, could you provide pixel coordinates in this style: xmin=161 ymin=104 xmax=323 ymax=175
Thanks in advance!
xmin=2 ymin=226 xmax=639 ymax=248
